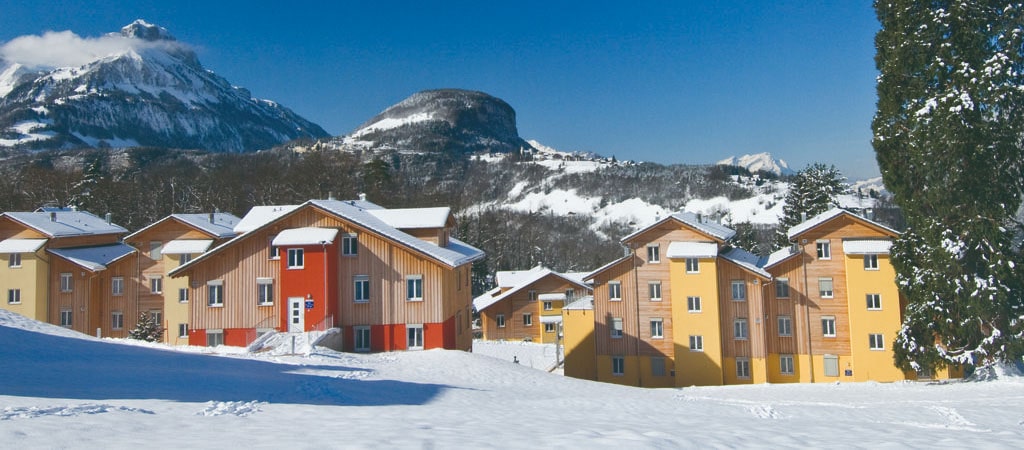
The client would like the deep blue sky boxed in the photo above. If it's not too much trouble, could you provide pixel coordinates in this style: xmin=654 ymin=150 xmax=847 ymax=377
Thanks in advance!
xmin=0 ymin=1 xmax=882 ymax=178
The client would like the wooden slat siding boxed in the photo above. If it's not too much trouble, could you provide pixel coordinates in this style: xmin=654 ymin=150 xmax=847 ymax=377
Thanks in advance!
xmin=593 ymin=257 xmax=638 ymax=356
xmin=47 ymin=234 xmax=123 ymax=249
xmin=95 ymin=256 xmax=140 ymax=338
xmin=478 ymin=273 xmax=585 ymax=341
xmin=716 ymin=259 xmax=767 ymax=359
xmin=401 ymin=228 xmax=442 ymax=246
xmin=0 ymin=219 xmax=47 ymax=239
xmin=765 ymin=255 xmax=804 ymax=355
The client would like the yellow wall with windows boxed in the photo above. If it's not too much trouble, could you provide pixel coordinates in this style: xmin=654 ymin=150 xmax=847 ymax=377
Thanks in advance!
xmin=562 ymin=307 xmax=596 ymax=380
xmin=596 ymin=355 xmax=641 ymax=386
xmin=538 ymin=300 xmax=565 ymax=344
xmin=0 ymin=251 xmax=49 ymax=321
xmin=765 ymin=353 xmax=804 ymax=384
xmin=670 ymin=256 xmax=724 ymax=386
xmin=844 ymin=252 xmax=907 ymax=382
xmin=163 ymin=254 xmax=191 ymax=345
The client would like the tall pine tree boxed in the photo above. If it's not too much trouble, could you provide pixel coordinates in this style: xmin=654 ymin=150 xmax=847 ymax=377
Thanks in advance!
xmin=775 ymin=163 xmax=846 ymax=247
xmin=873 ymin=1 xmax=1024 ymax=371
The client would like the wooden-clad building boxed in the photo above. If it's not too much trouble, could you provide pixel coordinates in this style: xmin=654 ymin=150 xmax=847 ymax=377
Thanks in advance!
xmin=473 ymin=266 xmax=591 ymax=344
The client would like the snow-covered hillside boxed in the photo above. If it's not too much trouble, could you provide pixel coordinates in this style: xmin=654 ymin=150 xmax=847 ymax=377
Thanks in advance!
xmin=1 ymin=309 xmax=1022 ymax=447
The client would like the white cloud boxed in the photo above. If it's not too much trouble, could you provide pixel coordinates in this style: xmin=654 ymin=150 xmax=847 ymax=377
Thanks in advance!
xmin=0 ymin=30 xmax=184 ymax=70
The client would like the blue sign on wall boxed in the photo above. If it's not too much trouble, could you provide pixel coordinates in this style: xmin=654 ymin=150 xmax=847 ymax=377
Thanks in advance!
xmin=305 ymin=300 xmax=314 ymax=309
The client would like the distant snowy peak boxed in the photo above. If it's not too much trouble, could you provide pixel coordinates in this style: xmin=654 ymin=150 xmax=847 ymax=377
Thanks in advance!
xmin=717 ymin=152 xmax=795 ymax=176
xmin=120 ymin=19 xmax=175 ymax=42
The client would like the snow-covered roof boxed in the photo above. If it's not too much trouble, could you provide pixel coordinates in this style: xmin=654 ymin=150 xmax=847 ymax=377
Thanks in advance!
xmin=843 ymin=239 xmax=892 ymax=255
xmin=161 ymin=239 xmax=213 ymax=255
xmin=720 ymin=247 xmax=771 ymax=279
xmin=787 ymin=207 xmax=899 ymax=240
xmin=47 ymin=243 xmax=136 ymax=271
xmin=272 ymin=227 xmax=339 ymax=246
xmin=563 ymin=296 xmax=594 ymax=311
xmin=764 ymin=247 xmax=800 ymax=268
xmin=2 ymin=210 xmax=127 ymax=238
xmin=583 ymin=255 xmax=633 ymax=283
xmin=621 ymin=211 xmax=735 ymax=243
xmin=496 ymin=266 xmax=545 ymax=288
xmin=367 ymin=207 xmax=451 ymax=229
xmin=233 ymin=205 xmax=300 ymax=233
xmin=170 ymin=213 xmax=240 ymax=238
xmin=474 ymin=266 xmax=591 ymax=312
xmin=561 ymin=272 xmax=591 ymax=285
xmin=538 ymin=293 xmax=566 ymax=301
xmin=0 ymin=238 xmax=46 ymax=253
xmin=539 ymin=315 xmax=563 ymax=324
xmin=666 ymin=241 xmax=719 ymax=258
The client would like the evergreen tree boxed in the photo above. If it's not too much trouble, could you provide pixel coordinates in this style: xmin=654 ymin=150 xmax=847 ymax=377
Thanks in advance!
xmin=873 ymin=1 xmax=1024 ymax=371
xmin=128 ymin=313 xmax=163 ymax=343
xmin=775 ymin=163 xmax=846 ymax=247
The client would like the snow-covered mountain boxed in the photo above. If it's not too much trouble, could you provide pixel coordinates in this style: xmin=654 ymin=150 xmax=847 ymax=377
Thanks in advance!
xmin=717 ymin=152 xmax=795 ymax=176
xmin=0 ymin=20 xmax=327 ymax=151
xmin=333 ymin=89 xmax=534 ymax=155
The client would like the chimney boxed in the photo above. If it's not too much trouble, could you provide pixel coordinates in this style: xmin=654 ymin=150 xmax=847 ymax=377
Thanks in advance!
xmin=105 ymin=213 xmax=112 ymax=224
xmin=50 ymin=212 xmax=57 ymax=222
xmin=328 ymin=191 xmax=335 ymax=201
xmin=696 ymin=213 xmax=702 ymax=223
xmin=358 ymin=193 xmax=367 ymax=202
xmin=801 ymin=212 xmax=807 ymax=222
xmin=209 ymin=212 xmax=215 ymax=223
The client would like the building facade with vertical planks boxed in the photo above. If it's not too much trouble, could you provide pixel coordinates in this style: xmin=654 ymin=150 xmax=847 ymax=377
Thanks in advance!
xmin=473 ymin=266 xmax=592 ymax=344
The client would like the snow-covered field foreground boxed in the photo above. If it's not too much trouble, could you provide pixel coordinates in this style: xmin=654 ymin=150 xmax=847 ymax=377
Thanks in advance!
xmin=2 ymin=310 xmax=1022 ymax=448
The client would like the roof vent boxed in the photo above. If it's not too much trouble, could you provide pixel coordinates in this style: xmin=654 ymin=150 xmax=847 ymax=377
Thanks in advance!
xmin=50 ymin=212 xmax=57 ymax=222
xmin=105 ymin=213 xmax=112 ymax=224
xmin=328 ymin=191 xmax=335 ymax=201
xmin=358 ymin=193 xmax=367 ymax=202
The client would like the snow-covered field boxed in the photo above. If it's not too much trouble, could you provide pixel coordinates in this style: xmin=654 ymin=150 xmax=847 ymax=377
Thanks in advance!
xmin=2 ymin=309 xmax=1022 ymax=448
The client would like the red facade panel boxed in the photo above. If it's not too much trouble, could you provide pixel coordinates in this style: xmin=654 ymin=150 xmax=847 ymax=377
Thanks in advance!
xmin=188 ymin=328 xmax=206 ymax=346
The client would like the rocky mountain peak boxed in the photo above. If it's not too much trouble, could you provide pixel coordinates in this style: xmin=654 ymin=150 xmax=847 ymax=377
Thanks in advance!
xmin=120 ymin=19 xmax=175 ymax=42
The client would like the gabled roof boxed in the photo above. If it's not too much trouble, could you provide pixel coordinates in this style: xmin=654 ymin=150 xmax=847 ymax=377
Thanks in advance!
xmin=473 ymin=267 xmax=592 ymax=312
xmin=621 ymin=211 xmax=735 ymax=244
xmin=125 ymin=212 xmax=241 ymax=241
xmin=720 ymin=247 xmax=771 ymax=279
xmin=47 ymin=243 xmax=136 ymax=271
xmin=583 ymin=254 xmax=635 ymax=283
xmin=233 ymin=205 xmax=301 ymax=233
xmin=368 ymin=207 xmax=452 ymax=229
xmin=495 ymin=266 xmax=545 ymax=288
xmin=2 ymin=210 xmax=127 ymax=238
xmin=787 ymin=207 xmax=899 ymax=241
xmin=763 ymin=246 xmax=800 ymax=269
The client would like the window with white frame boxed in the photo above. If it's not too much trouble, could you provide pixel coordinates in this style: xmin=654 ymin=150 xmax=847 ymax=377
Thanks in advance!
xmin=869 ymin=333 xmax=885 ymax=350
xmin=407 ymin=324 xmax=424 ymax=350
xmin=342 ymin=233 xmax=358 ymax=256
xmin=354 ymin=275 xmax=370 ymax=303
xmin=287 ymin=248 xmax=304 ymax=269
xmin=651 ymin=357 xmax=667 ymax=377
xmin=149 ymin=310 xmax=162 ymax=327
xmin=608 ymin=281 xmax=622 ymax=301
xmin=824 ymin=354 xmax=839 ymax=377
xmin=257 ymin=278 xmax=274 ymax=305
xmin=354 ymin=326 xmax=371 ymax=352
xmin=775 ymin=278 xmax=790 ymax=298
xmin=864 ymin=254 xmax=879 ymax=270
xmin=112 ymin=277 xmax=124 ymax=296
xmin=731 ymin=280 xmax=746 ymax=301
xmin=179 ymin=253 xmax=192 ymax=265
xmin=208 ymin=281 xmax=224 ymax=307
xmin=528 ymin=290 xmax=537 ymax=301
xmin=149 ymin=276 xmax=162 ymax=294
xmin=545 ymin=323 xmax=556 ymax=333
xmin=207 ymin=330 xmax=224 ymax=347
xmin=650 ymin=318 xmax=664 ymax=339
xmin=649 ymin=281 xmax=662 ymax=301
xmin=496 ymin=314 xmax=506 ymax=328
xmin=734 ymin=318 xmax=749 ymax=340
xmin=611 ymin=317 xmax=623 ymax=338
xmin=178 ymin=288 xmax=189 ymax=303
xmin=866 ymin=293 xmax=881 ymax=310
xmin=778 ymin=315 xmax=792 ymax=337
xmin=178 ymin=323 xmax=188 ymax=338
xmin=687 ymin=296 xmax=701 ymax=312
xmin=819 ymin=278 xmax=834 ymax=298
xmin=60 ymin=272 xmax=73 ymax=292
xmin=565 ymin=288 xmax=575 ymax=303
xmin=406 ymin=275 xmax=423 ymax=301
xmin=8 ymin=253 xmax=21 ymax=268
xmin=543 ymin=301 xmax=553 ymax=311
xmin=268 ymin=237 xmax=280 ymax=260
xmin=647 ymin=244 xmax=660 ymax=263
xmin=111 ymin=311 xmax=123 ymax=330
xmin=8 ymin=289 xmax=21 ymax=304
xmin=822 ymin=316 xmax=837 ymax=337
xmin=689 ymin=335 xmax=704 ymax=351
xmin=685 ymin=257 xmax=699 ymax=273
xmin=150 ymin=241 xmax=162 ymax=260
xmin=612 ymin=356 xmax=625 ymax=376
xmin=736 ymin=358 xmax=751 ymax=379
xmin=60 ymin=309 xmax=72 ymax=327
xmin=780 ymin=354 xmax=795 ymax=375
xmin=523 ymin=313 xmax=533 ymax=327
xmin=816 ymin=240 xmax=831 ymax=259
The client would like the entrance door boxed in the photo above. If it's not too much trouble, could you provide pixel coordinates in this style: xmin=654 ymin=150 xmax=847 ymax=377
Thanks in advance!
xmin=288 ymin=297 xmax=305 ymax=332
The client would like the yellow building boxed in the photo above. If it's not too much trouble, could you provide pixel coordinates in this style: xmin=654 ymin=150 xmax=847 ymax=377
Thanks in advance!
xmin=474 ymin=266 xmax=591 ymax=344
xmin=561 ymin=296 xmax=596 ymax=380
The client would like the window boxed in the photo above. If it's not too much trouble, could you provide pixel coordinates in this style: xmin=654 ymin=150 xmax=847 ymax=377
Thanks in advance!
xmin=150 ymin=241 xmax=162 ymax=260
xmin=407 ymin=324 xmax=424 ymax=350
xmin=406 ymin=275 xmax=423 ymax=301
xmin=780 ymin=354 xmax=794 ymax=375
xmin=824 ymin=354 xmax=839 ymax=377
xmin=687 ymin=296 xmax=701 ymax=312
xmin=734 ymin=318 xmax=748 ymax=340
xmin=608 ymin=281 xmax=622 ymax=301
xmin=731 ymin=280 xmax=746 ymax=301
xmin=179 ymin=253 xmax=192 ymax=265
xmin=819 ymin=278 xmax=834 ymax=298
xmin=354 ymin=326 xmax=371 ymax=352
xmin=287 ymin=248 xmax=304 ymax=269
xmin=208 ymin=281 xmax=224 ymax=307
xmin=111 ymin=311 xmax=123 ymax=330
xmin=496 ymin=314 xmax=506 ymax=328
xmin=7 ymin=288 xmax=21 ymax=304
xmin=8 ymin=253 xmax=21 ymax=268
xmin=816 ymin=240 xmax=831 ymax=259
xmin=268 ymin=237 xmax=280 ymax=260
xmin=776 ymin=278 xmax=790 ymax=298
xmin=651 ymin=357 xmax=667 ymax=377
xmin=112 ymin=277 xmax=124 ymax=296
xmin=647 ymin=245 xmax=660 ymax=263
xmin=612 ymin=356 xmax=625 ymax=376
xmin=543 ymin=301 xmax=553 ymax=311
xmin=354 ymin=276 xmax=370 ymax=303
xmin=822 ymin=316 xmax=836 ymax=337
xmin=545 ymin=323 xmax=556 ymax=333
xmin=565 ymin=288 xmax=575 ymax=303
xmin=523 ymin=313 xmax=533 ymax=327
xmin=178 ymin=288 xmax=189 ymax=303
xmin=149 ymin=310 xmax=162 ymax=327
xmin=60 ymin=309 xmax=72 ymax=327
xmin=866 ymin=294 xmax=882 ymax=310
xmin=650 ymin=318 xmax=664 ymax=339
xmin=149 ymin=276 xmax=162 ymax=294
xmin=178 ymin=323 xmax=188 ymax=338
xmin=869 ymin=333 xmax=885 ymax=350
xmin=528 ymin=290 xmax=537 ymax=301
xmin=257 ymin=278 xmax=274 ymax=305
xmin=611 ymin=317 xmax=623 ymax=338
xmin=689 ymin=335 xmax=704 ymax=351
xmin=648 ymin=281 xmax=662 ymax=301
xmin=736 ymin=358 xmax=751 ymax=379
xmin=342 ymin=233 xmax=358 ymax=256
xmin=60 ymin=272 xmax=73 ymax=292
xmin=207 ymin=330 xmax=224 ymax=347
xmin=778 ymin=315 xmax=792 ymax=337
xmin=685 ymin=257 xmax=699 ymax=273
xmin=864 ymin=254 xmax=879 ymax=270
